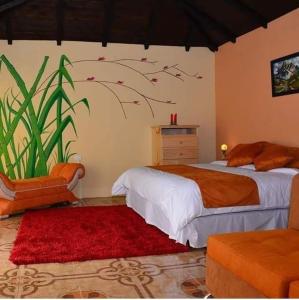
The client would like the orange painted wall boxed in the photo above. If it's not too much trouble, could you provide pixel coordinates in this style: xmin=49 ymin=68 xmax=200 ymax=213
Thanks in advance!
xmin=216 ymin=9 xmax=299 ymax=158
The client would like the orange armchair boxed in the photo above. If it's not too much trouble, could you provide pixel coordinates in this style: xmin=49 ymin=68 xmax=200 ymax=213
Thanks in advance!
xmin=206 ymin=174 xmax=299 ymax=298
xmin=0 ymin=163 xmax=85 ymax=219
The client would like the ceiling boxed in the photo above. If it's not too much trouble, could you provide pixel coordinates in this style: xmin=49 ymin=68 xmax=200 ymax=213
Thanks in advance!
xmin=0 ymin=0 xmax=299 ymax=51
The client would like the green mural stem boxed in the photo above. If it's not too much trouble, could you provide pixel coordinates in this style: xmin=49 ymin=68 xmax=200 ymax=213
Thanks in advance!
xmin=43 ymin=98 xmax=88 ymax=132
xmin=9 ymin=138 xmax=21 ymax=178
xmin=35 ymin=115 xmax=75 ymax=173
xmin=36 ymin=70 xmax=59 ymax=118
xmin=0 ymin=107 xmax=15 ymax=179
xmin=0 ymin=157 xmax=5 ymax=174
xmin=55 ymin=55 xmax=74 ymax=163
xmin=7 ymin=104 xmax=32 ymax=137
xmin=56 ymin=71 xmax=63 ymax=163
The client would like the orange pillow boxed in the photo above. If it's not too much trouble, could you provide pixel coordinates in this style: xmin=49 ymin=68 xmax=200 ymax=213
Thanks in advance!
xmin=227 ymin=142 xmax=266 ymax=167
xmin=253 ymin=144 xmax=293 ymax=171
xmin=286 ymin=147 xmax=299 ymax=168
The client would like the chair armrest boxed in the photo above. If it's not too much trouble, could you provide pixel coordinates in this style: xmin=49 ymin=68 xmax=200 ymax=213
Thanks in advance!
xmin=0 ymin=173 xmax=15 ymax=200
xmin=50 ymin=163 xmax=85 ymax=182
xmin=50 ymin=163 xmax=85 ymax=191
xmin=289 ymin=280 xmax=299 ymax=298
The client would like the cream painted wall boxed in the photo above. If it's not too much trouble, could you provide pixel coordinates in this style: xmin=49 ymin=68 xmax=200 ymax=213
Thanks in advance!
xmin=0 ymin=41 xmax=215 ymax=197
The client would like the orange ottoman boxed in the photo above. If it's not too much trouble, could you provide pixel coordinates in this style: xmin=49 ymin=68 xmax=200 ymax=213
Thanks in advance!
xmin=206 ymin=229 xmax=299 ymax=298
xmin=0 ymin=163 xmax=85 ymax=218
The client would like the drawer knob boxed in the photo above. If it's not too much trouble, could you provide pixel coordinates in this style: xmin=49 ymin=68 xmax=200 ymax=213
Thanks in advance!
xmin=179 ymin=153 xmax=183 ymax=156
xmin=179 ymin=141 xmax=183 ymax=144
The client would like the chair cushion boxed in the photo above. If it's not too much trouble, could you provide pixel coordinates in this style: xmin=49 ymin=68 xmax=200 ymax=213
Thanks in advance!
xmin=207 ymin=229 xmax=299 ymax=298
xmin=13 ymin=176 xmax=67 ymax=191
xmin=13 ymin=176 xmax=68 ymax=200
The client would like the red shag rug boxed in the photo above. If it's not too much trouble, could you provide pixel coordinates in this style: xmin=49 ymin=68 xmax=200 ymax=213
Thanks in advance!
xmin=10 ymin=206 xmax=188 ymax=265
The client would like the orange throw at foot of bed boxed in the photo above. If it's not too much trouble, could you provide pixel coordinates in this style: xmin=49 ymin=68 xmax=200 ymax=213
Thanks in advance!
xmin=150 ymin=165 xmax=259 ymax=208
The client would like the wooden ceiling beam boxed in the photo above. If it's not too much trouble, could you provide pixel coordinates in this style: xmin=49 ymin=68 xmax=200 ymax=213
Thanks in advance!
xmin=102 ymin=0 xmax=114 ymax=47
xmin=56 ymin=0 xmax=64 ymax=46
xmin=0 ymin=0 xmax=26 ymax=13
xmin=185 ymin=10 xmax=218 ymax=51
xmin=144 ymin=0 xmax=157 ymax=50
xmin=182 ymin=0 xmax=236 ymax=43
xmin=184 ymin=22 xmax=193 ymax=52
xmin=176 ymin=1 xmax=218 ymax=52
xmin=5 ymin=13 xmax=12 ymax=44
xmin=225 ymin=0 xmax=268 ymax=28
xmin=0 ymin=0 xmax=27 ymax=45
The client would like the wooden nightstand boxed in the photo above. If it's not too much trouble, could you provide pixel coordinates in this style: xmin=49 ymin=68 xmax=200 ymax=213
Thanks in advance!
xmin=151 ymin=125 xmax=200 ymax=165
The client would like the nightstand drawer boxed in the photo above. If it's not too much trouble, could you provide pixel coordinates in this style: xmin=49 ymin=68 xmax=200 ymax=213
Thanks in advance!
xmin=162 ymin=135 xmax=198 ymax=148
xmin=163 ymin=148 xmax=198 ymax=160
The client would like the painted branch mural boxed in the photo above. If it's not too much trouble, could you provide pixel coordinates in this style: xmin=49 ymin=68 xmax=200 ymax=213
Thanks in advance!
xmin=0 ymin=54 xmax=202 ymax=179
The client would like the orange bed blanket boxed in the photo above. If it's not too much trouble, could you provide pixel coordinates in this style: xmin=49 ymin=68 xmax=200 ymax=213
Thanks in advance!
xmin=150 ymin=165 xmax=260 ymax=208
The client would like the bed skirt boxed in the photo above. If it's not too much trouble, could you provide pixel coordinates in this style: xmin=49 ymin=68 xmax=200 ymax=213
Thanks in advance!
xmin=126 ymin=190 xmax=289 ymax=248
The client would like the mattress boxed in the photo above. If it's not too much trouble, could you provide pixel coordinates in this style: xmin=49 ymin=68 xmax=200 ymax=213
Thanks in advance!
xmin=126 ymin=189 xmax=288 ymax=248
xmin=112 ymin=162 xmax=295 ymax=236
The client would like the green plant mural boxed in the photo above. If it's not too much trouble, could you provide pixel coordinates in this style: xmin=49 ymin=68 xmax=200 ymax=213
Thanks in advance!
xmin=0 ymin=54 xmax=89 ymax=179
xmin=0 ymin=54 xmax=201 ymax=180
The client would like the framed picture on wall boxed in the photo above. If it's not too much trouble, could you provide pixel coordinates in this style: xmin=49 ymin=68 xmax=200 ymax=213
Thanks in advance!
xmin=271 ymin=52 xmax=299 ymax=97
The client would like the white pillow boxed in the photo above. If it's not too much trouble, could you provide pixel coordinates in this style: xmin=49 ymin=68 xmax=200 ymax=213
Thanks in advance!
xmin=239 ymin=164 xmax=256 ymax=170
xmin=211 ymin=161 xmax=256 ymax=171
xmin=211 ymin=160 xmax=227 ymax=166
xmin=268 ymin=168 xmax=299 ymax=175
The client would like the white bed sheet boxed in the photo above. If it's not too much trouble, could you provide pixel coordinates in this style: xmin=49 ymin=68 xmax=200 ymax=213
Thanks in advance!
xmin=112 ymin=162 xmax=294 ymax=237
xmin=212 ymin=160 xmax=299 ymax=174
xmin=127 ymin=189 xmax=288 ymax=248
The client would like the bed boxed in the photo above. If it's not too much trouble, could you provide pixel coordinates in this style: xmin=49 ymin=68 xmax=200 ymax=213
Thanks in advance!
xmin=112 ymin=161 xmax=298 ymax=248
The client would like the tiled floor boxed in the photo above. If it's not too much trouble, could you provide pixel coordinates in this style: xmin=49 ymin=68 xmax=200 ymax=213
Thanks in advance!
xmin=0 ymin=198 xmax=207 ymax=298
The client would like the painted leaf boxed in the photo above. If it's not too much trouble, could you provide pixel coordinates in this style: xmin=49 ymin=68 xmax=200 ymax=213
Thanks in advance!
xmin=61 ymin=89 xmax=76 ymax=113
xmin=79 ymin=98 xmax=90 ymax=113
xmin=61 ymin=66 xmax=75 ymax=89
xmin=43 ymin=115 xmax=78 ymax=161
xmin=60 ymin=54 xmax=73 ymax=67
